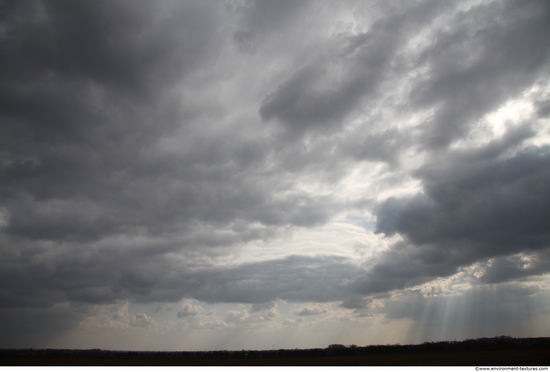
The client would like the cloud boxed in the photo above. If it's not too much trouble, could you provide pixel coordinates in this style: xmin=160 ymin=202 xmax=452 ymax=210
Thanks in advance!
xmin=282 ymin=317 xmax=305 ymax=327
xmin=479 ymin=252 xmax=550 ymax=284
xmin=250 ymin=301 xmax=276 ymax=313
xmin=130 ymin=313 xmax=155 ymax=328
xmin=224 ymin=306 xmax=279 ymax=326
xmin=340 ymin=297 xmax=370 ymax=310
xmin=365 ymin=135 xmax=550 ymax=294
xmin=232 ymin=0 xmax=309 ymax=54
xmin=258 ymin=0 xmax=450 ymax=139
xmin=187 ymin=256 xmax=361 ymax=304
xmin=410 ymin=0 xmax=550 ymax=149
xmin=0 ymin=0 xmax=229 ymax=245
xmin=294 ymin=306 xmax=328 ymax=316
xmin=224 ymin=310 xmax=247 ymax=325
xmin=0 ymin=239 xmax=361 ymax=309
xmin=536 ymin=99 xmax=550 ymax=118
xmin=1 ymin=0 xmax=550 ymax=350
xmin=177 ymin=304 xmax=202 ymax=318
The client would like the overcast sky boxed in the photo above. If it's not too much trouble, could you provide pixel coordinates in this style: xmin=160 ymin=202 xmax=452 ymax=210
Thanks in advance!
xmin=1 ymin=0 xmax=550 ymax=351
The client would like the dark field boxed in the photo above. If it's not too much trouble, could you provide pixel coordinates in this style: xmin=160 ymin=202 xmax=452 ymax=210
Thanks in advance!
xmin=0 ymin=349 xmax=550 ymax=366
xmin=2 ymin=348 xmax=550 ymax=366
xmin=3 ymin=337 xmax=550 ymax=366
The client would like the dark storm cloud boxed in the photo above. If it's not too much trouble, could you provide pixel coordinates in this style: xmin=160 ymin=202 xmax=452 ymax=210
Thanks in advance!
xmin=340 ymin=296 xmax=370 ymax=310
xmin=0 ymin=0 xmax=217 ymax=101
xmin=365 ymin=138 xmax=550 ymax=295
xmin=0 ymin=0 xmax=227 ymax=242
xmin=259 ymin=0 xmax=450 ymax=138
xmin=250 ymin=302 xmax=276 ymax=312
xmin=378 ymin=144 xmax=550 ymax=253
xmin=232 ymin=0 xmax=309 ymax=53
xmin=479 ymin=251 xmax=550 ymax=284
xmin=0 ymin=236 xmax=361 ymax=308
xmin=259 ymin=62 xmax=374 ymax=136
xmin=0 ymin=0 xmax=341 ymax=249
xmin=411 ymin=0 xmax=550 ymax=149
xmin=187 ymin=255 xmax=360 ymax=304
xmin=2 ymin=0 xmax=550 ymax=350
xmin=479 ymin=256 xmax=537 ymax=284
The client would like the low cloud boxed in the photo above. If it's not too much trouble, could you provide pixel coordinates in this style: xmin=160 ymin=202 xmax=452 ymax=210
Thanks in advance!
xmin=294 ymin=306 xmax=328 ymax=316
xmin=130 ymin=313 xmax=155 ymax=328
xmin=250 ymin=301 xmax=276 ymax=313
xmin=177 ymin=304 xmax=203 ymax=318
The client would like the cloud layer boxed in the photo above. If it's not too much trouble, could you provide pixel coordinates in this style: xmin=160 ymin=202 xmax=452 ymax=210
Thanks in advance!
xmin=1 ymin=0 xmax=550 ymax=350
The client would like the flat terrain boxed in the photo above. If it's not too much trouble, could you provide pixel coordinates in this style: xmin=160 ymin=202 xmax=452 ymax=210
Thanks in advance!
xmin=2 ymin=347 xmax=550 ymax=366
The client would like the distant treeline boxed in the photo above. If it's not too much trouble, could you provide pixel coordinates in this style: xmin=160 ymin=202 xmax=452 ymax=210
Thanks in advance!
xmin=2 ymin=336 xmax=550 ymax=360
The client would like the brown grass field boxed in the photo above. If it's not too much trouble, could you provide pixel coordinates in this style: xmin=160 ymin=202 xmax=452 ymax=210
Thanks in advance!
xmin=2 ymin=347 xmax=550 ymax=366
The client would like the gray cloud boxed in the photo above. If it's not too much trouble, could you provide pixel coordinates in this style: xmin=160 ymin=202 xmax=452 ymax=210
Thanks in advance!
xmin=536 ymin=100 xmax=550 ymax=118
xmin=130 ymin=313 xmax=155 ymax=328
xmin=232 ymin=0 xmax=309 ymax=54
xmin=410 ymin=0 xmax=550 ymax=149
xmin=340 ymin=297 xmax=370 ymax=310
xmin=342 ymin=128 xmax=407 ymax=166
xmin=377 ymin=145 xmax=550 ymax=253
xmin=294 ymin=306 xmax=328 ymax=316
xmin=365 ymin=138 xmax=550 ymax=295
xmin=188 ymin=256 xmax=361 ymax=304
xmin=259 ymin=0 xmax=450 ymax=139
xmin=0 ymin=0 xmax=344 ymax=253
xmin=250 ymin=301 xmax=276 ymax=313
xmin=1 ymin=0 xmax=550 ymax=349
xmin=479 ymin=251 xmax=550 ymax=284
xmin=177 ymin=304 xmax=202 ymax=318
xmin=0 ymin=232 xmax=361 ymax=308
xmin=0 ymin=0 xmax=226 ymax=243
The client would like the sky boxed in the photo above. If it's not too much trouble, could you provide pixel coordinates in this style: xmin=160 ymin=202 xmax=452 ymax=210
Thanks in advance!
xmin=1 ymin=0 xmax=550 ymax=352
